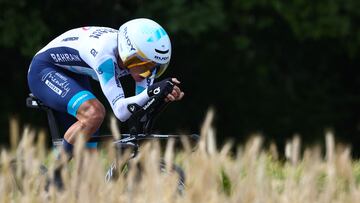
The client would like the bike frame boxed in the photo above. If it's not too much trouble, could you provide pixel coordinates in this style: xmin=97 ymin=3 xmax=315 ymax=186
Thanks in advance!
xmin=26 ymin=93 xmax=199 ymax=149
xmin=26 ymin=93 xmax=198 ymax=186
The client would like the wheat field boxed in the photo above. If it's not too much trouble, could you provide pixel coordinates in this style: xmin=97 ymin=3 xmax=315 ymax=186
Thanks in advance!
xmin=2 ymin=110 xmax=360 ymax=203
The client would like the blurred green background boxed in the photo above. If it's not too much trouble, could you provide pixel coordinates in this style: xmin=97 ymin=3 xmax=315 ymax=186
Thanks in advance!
xmin=1 ymin=0 xmax=360 ymax=155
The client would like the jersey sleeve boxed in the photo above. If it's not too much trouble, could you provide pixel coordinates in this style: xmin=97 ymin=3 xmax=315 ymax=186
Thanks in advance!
xmin=94 ymin=57 xmax=151 ymax=121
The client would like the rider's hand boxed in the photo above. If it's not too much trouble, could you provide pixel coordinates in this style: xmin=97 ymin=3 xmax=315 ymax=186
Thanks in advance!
xmin=147 ymin=77 xmax=184 ymax=102
xmin=165 ymin=78 xmax=184 ymax=102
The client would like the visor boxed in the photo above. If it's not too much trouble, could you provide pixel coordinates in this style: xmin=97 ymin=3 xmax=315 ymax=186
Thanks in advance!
xmin=124 ymin=53 xmax=169 ymax=78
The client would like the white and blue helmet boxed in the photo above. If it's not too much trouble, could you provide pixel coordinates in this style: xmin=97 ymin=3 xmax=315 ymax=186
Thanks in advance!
xmin=118 ymin=18 xmax=171 ymax=78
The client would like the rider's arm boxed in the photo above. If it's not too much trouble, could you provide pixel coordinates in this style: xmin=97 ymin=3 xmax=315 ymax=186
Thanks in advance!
xmin=94 ymin=58 xmax=151 ymax=122
xmin=77 ymin=33 xmax=154 ymax=122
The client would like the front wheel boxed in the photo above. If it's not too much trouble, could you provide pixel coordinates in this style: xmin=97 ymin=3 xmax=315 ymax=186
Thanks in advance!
xmin=118 ymin=159 xmax=186 ymax=194
xmin=159 ymin=160 xmax=185 ymax=194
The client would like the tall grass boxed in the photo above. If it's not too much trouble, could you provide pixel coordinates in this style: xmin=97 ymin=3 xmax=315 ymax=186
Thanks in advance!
xmin=2 ymin=110 xmax=360 ymax=202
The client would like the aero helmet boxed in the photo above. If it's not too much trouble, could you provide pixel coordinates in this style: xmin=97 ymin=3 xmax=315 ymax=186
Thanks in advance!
xmin=118 ymin=18 xmax=171 ymax=78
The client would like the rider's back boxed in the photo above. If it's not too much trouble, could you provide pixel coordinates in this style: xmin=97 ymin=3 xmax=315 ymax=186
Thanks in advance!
xmin=33 ymin=27 xmax=122 ymax=80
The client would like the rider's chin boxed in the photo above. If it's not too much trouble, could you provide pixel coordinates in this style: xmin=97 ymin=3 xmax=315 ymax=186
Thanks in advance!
xmin=132 ymin=74 xmax=145 ymax=82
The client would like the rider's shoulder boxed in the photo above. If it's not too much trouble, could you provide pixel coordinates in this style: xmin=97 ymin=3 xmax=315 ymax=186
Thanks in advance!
xmin=47 ymin=26 xmax=117 ymax=45
xmin=35 ymin=27 xmax=118 ymax=65
xmin=49 ymin=27 xmax=118 ymax=55
xmin=60 ymin=26 xmax=118 ymax=43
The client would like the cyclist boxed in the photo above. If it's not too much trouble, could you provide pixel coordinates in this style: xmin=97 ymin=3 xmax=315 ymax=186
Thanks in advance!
xmin=27 ymin=18 xmax=184 ymax=159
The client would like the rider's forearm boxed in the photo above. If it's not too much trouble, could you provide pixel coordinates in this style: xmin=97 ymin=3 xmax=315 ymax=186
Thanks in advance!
xmin=94 ymin=58 xmax=150 ymax=122
xmin=111 ymin=89 xmax=150 ymax=122
xmin=111 ymin=77 xmax=175 ymax=122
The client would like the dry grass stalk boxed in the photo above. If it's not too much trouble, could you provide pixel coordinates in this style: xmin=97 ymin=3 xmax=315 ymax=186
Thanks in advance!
xmin=2 ymin=110 xmax=360 ymax=202
xmin=9 ymin=117 xmax=19 ymax=152
xmin=110 ymin=115 xmax=121 ymax=140
xmin=291 ymin=134 xmax=301 ymax=165
xmin=199 ymin=108 xmax=214 ymax=154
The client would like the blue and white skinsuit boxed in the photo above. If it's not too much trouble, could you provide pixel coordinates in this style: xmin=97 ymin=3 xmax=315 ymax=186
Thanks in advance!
xmin=27 ymin=27 xmax=156 ymax=148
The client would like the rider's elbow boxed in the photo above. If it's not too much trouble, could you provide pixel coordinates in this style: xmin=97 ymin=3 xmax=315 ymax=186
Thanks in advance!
xmin=115 ymin=112 xmax=128 ymax=122
xmin=113 ymin=104 xmax=131 ymax=122
xmin=112 ymin=92 xmax=150 ymax=122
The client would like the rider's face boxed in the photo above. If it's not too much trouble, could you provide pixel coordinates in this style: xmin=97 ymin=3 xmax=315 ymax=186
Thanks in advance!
xmin=117 ymin=54 xmax=157 ymax=82
xmin=128 ymin=63 xmax=157 ymax=82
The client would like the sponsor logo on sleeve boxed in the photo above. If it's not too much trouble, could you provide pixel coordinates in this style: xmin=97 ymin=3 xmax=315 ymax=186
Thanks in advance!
xmin=111 ymin=93 xmax=125 ymax=105
xmin=90 ymin=49 xmax=98 ymax=57
xmin=129 ymin=105 xmax=136 ymax=112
